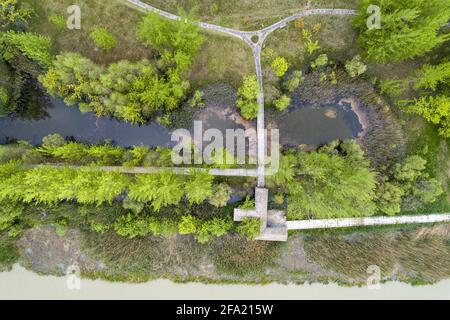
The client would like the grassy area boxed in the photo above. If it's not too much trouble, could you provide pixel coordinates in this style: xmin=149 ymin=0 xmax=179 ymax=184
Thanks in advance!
xmin=189 ymin=33 xmax=254 ymax=87
xmin=27 ymin=0 xmax=151 ymax=64
xmin=0 ymin=232 xmax=18 ymax=272
xmin=143 ymin=0 xmax=360 ymax=30
xmin=26 ymin=0 xmax=253 ymax=88
xmin=304 ymin=225 xmax=450 ymax=284
xmin=263 ymin=14 xmax=357 ymax=68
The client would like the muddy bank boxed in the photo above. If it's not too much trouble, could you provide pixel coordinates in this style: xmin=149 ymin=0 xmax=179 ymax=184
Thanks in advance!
xmin=12 ymin=223 xmax=450 ymax=286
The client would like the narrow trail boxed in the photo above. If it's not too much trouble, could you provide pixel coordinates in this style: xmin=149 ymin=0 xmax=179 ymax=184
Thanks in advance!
xmin=126 ymin=0 xmax=356 ymax=187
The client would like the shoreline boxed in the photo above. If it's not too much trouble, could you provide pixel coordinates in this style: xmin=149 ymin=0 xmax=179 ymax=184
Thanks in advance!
xmin=339 ymin=97 xmax=369 ymax=139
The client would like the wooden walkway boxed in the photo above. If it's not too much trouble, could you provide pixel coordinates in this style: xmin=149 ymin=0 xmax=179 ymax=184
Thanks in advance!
xmin=286 ymin=214 xmax=450 ymax=230
xmin=36 ymin=164 xmax=259 ymax=177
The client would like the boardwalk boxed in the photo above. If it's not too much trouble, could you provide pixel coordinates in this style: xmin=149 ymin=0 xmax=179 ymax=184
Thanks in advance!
xmin=287 ymin=214 xmax=450 ymax=230
xmin=37 ymin=164 xmax=259 ymax=177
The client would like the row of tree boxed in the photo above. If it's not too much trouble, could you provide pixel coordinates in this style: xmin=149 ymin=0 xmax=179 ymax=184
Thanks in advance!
xmin=268 ymin=140 xmax=442 ymax=219
xmin=0 ymin=161 xmax=232 ymax=210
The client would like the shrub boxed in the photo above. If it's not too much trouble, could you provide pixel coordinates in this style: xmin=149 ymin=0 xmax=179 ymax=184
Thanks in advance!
xmin=114 ymin=213 xmax=151 ymax=238
xmin=345 ymin=55 xmax=367 ymax=78
xmin=311 ymin=54 xmax=328 ymax=69
xmin=236 ymin=75 xmax=259 ymax=120
xmin=178 ymin=215 xmax=197 ymax=235
xmin=236 ymin=217 xmax=261 ymax=240
xmin=271 ymin=56 xmax=289 ymax=77
xmin=208 ymin=183 xmax=232 ymax=207
xmin=42 ymin=133 xmax=65 ymax=148
xmin=0 ymin=234 xmax=18 ymax=271
xmin=302 ymin=29 xmax=320 ymax=54
xmin=283 ymin=70 xmax=304 ymax=92
xmin=274 ymin=95 xmax=291 ymax=111
xmin=48 ymin=15 xmax=66 ymax=30
xmin=89 ymin=27 xmax=117 ymax=51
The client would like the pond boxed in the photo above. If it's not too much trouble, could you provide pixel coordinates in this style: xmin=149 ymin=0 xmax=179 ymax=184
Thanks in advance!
xmin=0 ymin=94 xmax=365 ymax=150
xmin=273 ymin=96 xmax=364 ymax=147
xmin=0 ymin=99 xmax=174 ymax=147
xmin=0 ymin=97 xmax=250 ymax=148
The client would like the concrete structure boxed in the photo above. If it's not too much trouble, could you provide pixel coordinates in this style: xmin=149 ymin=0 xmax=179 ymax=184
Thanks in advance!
xmin=234 ymin=188 xmax=288 ymax=242
xmin=287 ymin=214 xmax=450 ymax=230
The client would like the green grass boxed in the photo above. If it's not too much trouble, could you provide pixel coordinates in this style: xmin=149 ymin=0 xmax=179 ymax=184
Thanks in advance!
xmin=0 ymin=232 xmax=18 ymax=272
xmin=27 ymin=0 xmax=152 ymax=65
xmin=143 ymin=0 xmax=359 ymax=30
xmin=304 ymin=225 xmax=450 ymax=283
xmin=263 ymin=14 xmax=357 ymax=69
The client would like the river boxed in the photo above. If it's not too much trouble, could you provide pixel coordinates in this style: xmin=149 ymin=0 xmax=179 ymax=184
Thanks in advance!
xmin=0 ymin=264 xmax=449 ymax=299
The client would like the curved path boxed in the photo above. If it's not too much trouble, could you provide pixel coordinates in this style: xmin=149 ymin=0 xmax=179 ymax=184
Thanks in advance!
xmin=126 ymin=0 xmax=356 ymax=187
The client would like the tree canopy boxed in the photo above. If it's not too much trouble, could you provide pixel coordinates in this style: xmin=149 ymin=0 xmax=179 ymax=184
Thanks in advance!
xmin=353 ymin=0 xmax=450 ymax=62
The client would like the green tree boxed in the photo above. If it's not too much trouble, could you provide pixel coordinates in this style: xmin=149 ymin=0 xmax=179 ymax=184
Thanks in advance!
xmin=236 ymin=75 xmax=259 ymax=120
xmin=42 ymin=133 xmax=65 ymax=148
xmin=89 ymin=27 xmax=117 ymax=52
xmin=271 ymin=56 xmax=289 ymax=77
xmin=375 ymin=180 xmax=404 ymax=215
xmin=394 ymin=155 xmax=443 ymax=211
xmin=274 ymin=141 xmax=377 ymax=219
xmin=345 ymin=55 xmax=367 ymax=78
xmin=185 ymin=170 xmax=214 ymax=205
xmin=178 ymin=215 xmax=197 ymax=234
xmin=148 ymin=217 xmax=178 ymax=237
xmin=283 ymin=70 xmax=304 ymax=92
xmin=353 ymin=0 xmax=450 ymax=62
xmin=0 ymin=0 xmax=31 ymax=30
xmin=236 ymin=218 xmax=260 ymax=240
xmin=273 ymin=95 xmax=291 ymax=111
xmin=208 ymin=183 xmax=232 ymax=207
xmin=45 ymin=142 xmax=87 ymax=162
xmin=311 ymin=54 xmax=328 ymax=69
xmin=0 ymin=30 xmax=52 ymax=66
xmin=403 ymin=95 xmax=450 ymax=137
xmin=302 ymin=29 xmax=320 ymax=54
xmin=137 ymin=10 xmax=204 ymax=59
xmin=114 ymin=213 xmax=151 ymax=238
xmin=128 ymin=172 xmax=184 ymax=211
xmin=413 ymin=62 xmax=450 ymax=91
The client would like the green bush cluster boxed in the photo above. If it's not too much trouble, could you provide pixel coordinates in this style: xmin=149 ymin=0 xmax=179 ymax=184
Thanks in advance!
xmin=114 ymin=212 xmax=233 ymax=244
xmin=89 ymin=27 xmax=117 ymax=51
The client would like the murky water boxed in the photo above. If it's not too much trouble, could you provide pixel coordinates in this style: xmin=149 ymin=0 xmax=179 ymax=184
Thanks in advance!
xmin=0 ymin=98 xmax=362 ymax=148
xmin=0 ymin=99 xmax=174 ymax=147
xmin=0 ymin=264 xmax=449 ymax=299
xmin=274 ymin=100 xmax=363 ymax=146
xmin=0 ymin=99 xmax=248 ymax=148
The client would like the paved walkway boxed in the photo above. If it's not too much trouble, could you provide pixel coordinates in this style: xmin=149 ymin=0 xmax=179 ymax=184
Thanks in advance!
xmin=287 ymin=214 xmax=450 ymax=230
xmin=38 ymin=164 xmax=259 ymax=177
